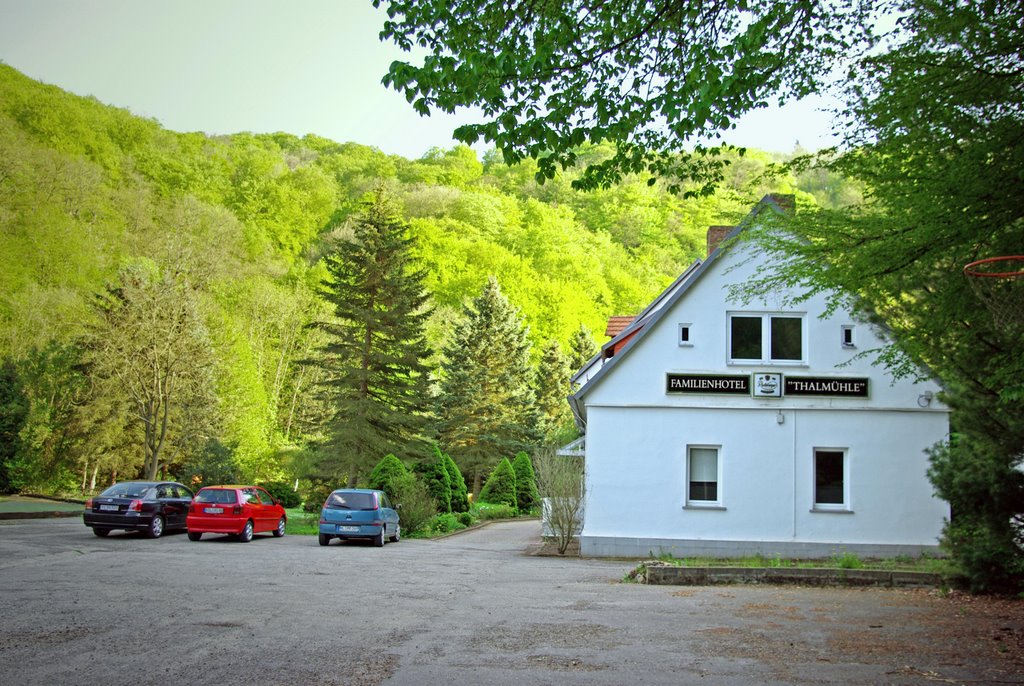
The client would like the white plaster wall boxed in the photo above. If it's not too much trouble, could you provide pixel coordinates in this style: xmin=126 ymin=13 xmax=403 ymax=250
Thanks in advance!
xmin=582 ymin=405 xmax=949 ymax=547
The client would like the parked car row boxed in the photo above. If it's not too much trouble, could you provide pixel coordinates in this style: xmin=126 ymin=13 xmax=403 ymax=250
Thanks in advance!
xmin=82 ymin=481 xmax=400 ymax=547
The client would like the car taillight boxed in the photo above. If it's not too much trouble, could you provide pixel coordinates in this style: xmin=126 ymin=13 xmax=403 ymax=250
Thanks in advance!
xmin=84 ymin=498 xmax=93 ymax=509
xmin=232 ymin=505 xmax=242 ymax=515
xmin=128 ymin=499 xmax=143 ymax=512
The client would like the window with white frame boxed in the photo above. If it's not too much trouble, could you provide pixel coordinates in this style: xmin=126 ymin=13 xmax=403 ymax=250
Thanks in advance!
xmin=841 ymin=324 xmax=856 ymax=348
xmin=814 ymin=448 xmax=848 ymax=510
xmin=678 ymin=323 xmax=692 ymax=346
xmin=687 ymin=446 xmax=721 ymax=506
xmin=728 ymin=312 xmax=805 ymax=364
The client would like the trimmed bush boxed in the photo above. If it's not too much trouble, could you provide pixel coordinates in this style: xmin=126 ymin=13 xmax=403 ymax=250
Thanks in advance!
xmin=458 ymin=511 xmax=473 ymax=527
xmin=443 ymin=452 xmax=470 ymax=513
xmin=429 ymin=512 xmax=466 ymax=534
xmin=512 ymin=451 xmax=539 ymax=512
xmin=478 ymin=458 xmax=518 ymax=511
xmin=261 ymin=481 xmax=301 ymax=508
xmin=367 ymin=454 xmax=411 ymax=504
xmin=416 ymin=446 xmax=452 ymax=513
xmin=392 ymin=473 xmax=437 ymax=536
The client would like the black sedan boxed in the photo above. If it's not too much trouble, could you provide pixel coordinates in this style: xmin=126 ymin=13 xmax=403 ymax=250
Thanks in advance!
xmin=83 ymin=481 xmax=194 ymax=538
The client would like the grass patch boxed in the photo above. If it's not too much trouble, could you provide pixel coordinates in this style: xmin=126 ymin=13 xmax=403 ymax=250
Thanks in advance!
xmin=284 ymin=508 xmax=318 ymax=536
xmin=643 ymin=551 xmax=959 ymax=575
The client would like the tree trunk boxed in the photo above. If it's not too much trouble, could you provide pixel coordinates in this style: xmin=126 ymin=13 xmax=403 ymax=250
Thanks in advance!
xmin=90 ymin=464 xmax=98 ymax=491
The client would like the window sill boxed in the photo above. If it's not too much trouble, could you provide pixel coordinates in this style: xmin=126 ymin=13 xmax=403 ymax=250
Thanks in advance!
xmin=684 ymin=504 xmax=727 ymax=511
xmin=810 ymin=507 xmax=854 ymax=514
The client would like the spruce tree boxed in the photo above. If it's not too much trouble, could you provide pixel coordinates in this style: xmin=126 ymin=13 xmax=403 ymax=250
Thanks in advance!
xmin=512 ymin=451 xmax=539 ymax=512
xmin=478 ymin=457 xmax=518 ymax=510
xmin=442 ymin=451 xmax=470 ymax=513
xmin=316 ymin=186 xmax=435 ymax=482
xmin=534 ymin=340 xmax=574 ymax=443
xmin=436 ymin=276 xmax=538 ymax=493
xmin=568 ymin=324 xmax=597 ymax=376
xmin=416 ymin=445 xmax=452 ymax=513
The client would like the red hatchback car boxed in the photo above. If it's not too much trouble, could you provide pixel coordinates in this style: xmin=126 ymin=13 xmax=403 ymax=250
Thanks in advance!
xmin=186 ymin=485 xmax=286 ymax=542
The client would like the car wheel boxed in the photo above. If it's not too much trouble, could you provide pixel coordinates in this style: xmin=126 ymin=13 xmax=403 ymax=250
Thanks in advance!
xmin=146 ymin=515 xmax=165 ymax=539
xmin=92 ymin=528 xmax=110 ymax=537
xmin=187 ymin=531 xmax=202 ymax=542
xmin=373 ymin=527 xmax=385 ymax=547
xmin=389 ymin=524 xmax=400 ymax=543
xmin=273 ymin=517 xmax=286 ymax=537
xmin=318 ymin=533 xmax=331 ymax=547
xmin=238 ymin=520 xmax=254 ymax=543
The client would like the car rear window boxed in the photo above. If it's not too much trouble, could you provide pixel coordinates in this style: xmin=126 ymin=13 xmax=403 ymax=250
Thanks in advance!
xmin=100 ymin=483 xmax=153 ymax=499
xmin=195 ymin=489 xmax=238 ymax=505
xmin=325 ymin=491 xmax=376 ymax=510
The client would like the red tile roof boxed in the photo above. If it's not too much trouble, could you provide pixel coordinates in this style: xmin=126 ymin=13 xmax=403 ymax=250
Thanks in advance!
xmin=604 ymin=316 xmax=635 ymax=338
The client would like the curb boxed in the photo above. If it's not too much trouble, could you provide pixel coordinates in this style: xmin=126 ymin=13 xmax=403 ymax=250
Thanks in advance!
xmin=0 ymin=510 xmax=82 ymax=520
xmin=642 ymin=564 xmax=946 ymax=588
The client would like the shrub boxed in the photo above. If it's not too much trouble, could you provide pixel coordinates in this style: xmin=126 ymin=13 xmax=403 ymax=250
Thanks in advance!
xmin=478 ymin=458 xmax=517 ymax=511
xmin=367 ymin=454 xmax=411 ymax=504
xmin=260 ymin=481 xmax=301 ymax=508
xmin=512 ymin=451 xmax=540 ymax=512
xmin=391 ymin=473 xmax=437 ymax=536
xmin=443 ymin=452 xmax=470 ymax=513
xmin=299 ymin=479 xmax=336 ymax=513
xmin=474 ymin=502 xmax=516 ymax=520
xmin=458 ymin=511 xmax=473 ymax=527
xmin=429 ymin=512 xmax=465 ymax=534
xmin=415 ymin=446 xmax=451 ymax=513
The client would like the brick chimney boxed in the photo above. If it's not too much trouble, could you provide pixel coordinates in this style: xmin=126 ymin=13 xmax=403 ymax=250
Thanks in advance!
xmin=706 ymin=225 xmax=733 ymax=257
xmin=766 ymin=193 xmax=796 ymax=215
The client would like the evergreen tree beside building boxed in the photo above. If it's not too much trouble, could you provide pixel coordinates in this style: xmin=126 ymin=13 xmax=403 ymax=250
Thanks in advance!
xmin=314 ymin=187 xmax=435 ymax=483
xmin=568 ymin=324 xmax=597 ymax=376
xmin=534 ymin=340 xmax=574 ymax=443
xmin=436 ymin=276 xmax=539 ymax=493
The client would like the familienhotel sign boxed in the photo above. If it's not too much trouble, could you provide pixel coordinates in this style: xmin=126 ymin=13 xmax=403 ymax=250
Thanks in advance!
xmin=667 ymin=373 xmax=869 ymax=398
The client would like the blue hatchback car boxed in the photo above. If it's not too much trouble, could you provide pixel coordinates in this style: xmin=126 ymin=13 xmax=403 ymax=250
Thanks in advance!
xmin=318 ymin=488 xmax=400 ymax=547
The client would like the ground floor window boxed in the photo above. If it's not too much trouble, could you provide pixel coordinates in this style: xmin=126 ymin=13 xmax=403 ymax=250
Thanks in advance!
xmin=814 ymin=448 xmax=848 ymax=510
xmin=687 ymin=446 xmax=721 ymax=506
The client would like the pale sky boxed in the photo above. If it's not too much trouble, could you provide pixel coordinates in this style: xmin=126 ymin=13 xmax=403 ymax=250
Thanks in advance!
xmin=0 ymin=0 xmax=840 ymax=160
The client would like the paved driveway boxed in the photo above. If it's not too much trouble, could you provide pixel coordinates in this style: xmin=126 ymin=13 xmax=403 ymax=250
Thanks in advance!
xmin=0 ymin=517 xmax=1019 ymax=685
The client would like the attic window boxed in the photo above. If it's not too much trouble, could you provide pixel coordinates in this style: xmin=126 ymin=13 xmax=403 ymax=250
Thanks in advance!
xmin=728 ymin=312 xmax=805 ymax=364
xmin=841 ymin=325 xmax=856 ymax=348
xmin=678 ymin=323 xmax=692 ymax=346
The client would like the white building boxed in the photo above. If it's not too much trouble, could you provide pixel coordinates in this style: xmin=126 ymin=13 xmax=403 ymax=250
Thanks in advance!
xmin=569 ymin=195 xmax=950 ymax=559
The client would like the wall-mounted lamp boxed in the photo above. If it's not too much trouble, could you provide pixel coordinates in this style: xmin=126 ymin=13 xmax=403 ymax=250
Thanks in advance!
xmin=776 ymin=410 xmax=785 ymax=425
xmin=917 ymin=390 xmax=934 ymax=408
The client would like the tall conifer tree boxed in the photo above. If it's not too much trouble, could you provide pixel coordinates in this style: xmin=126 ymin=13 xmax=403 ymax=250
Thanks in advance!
xmin=534 ymin=340 xmax=573 ymax=443
xmin=436 ymin=276 xmax=538 ymax=492
xmin=568 ymin=324 xmax=597 ymax=376
xmin=316 ymin=186 xmax=434 ymax=482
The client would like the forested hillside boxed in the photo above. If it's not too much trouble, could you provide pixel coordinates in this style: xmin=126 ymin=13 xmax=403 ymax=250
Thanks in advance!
xmin=0 ymin=64 xmax=853 ymax=494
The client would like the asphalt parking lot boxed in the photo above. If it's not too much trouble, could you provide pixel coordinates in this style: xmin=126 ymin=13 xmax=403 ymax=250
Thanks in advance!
xmin=0 ymin=517 xmax=1020 ymax=685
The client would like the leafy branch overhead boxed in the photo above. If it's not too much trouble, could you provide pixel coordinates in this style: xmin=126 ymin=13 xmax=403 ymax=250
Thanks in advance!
xmin=375 ymin=0 xmax=876 ymax=193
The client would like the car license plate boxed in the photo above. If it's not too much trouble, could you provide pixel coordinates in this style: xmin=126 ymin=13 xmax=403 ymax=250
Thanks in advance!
xmin=100 ymin=504 xmax=119 ymax=511
xmin=204 ymin=507 xmax=223 ymax=514
xmin=338 ymin=525 xmax=359 ymax=533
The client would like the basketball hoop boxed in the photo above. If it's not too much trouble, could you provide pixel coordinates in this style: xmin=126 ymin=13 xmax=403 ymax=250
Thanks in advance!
xmin=963 ymin=256 xmax=1024 ymax=332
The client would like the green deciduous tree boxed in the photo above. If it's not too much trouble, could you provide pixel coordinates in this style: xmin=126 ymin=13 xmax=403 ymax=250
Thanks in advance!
xmin=314 ymin=186 xmax=436 ymax=482
xmin=730 ymin=1 xmax=1024 ymax=591
xmin=86 ymin=261 xmax=216 ymax=481
xmin=436 ymin=276 xmax=539 ymax=492
xmin=478 ymin=457 xmax=517 ymax=510
xmin=376 ymin=0 xmax=876 ymax=192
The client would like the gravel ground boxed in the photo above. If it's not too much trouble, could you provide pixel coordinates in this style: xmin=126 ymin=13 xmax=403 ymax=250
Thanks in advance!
xmin=0 ymin=517 xmax=1020 ymax=685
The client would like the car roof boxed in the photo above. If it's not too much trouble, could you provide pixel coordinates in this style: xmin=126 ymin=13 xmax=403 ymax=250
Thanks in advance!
xmin=198 ymin=484 xmax=256 ymax=490
xmin=330 ymin=488 xmax=380 ymax=494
